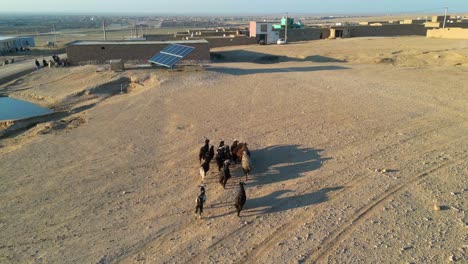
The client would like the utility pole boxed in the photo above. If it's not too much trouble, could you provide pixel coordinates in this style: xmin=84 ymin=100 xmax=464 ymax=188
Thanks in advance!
xmin=53 ymin=24 xmax=57 ymax=44
xmin=443 ymin=7 xmax=448 ymax=28
xmin=285 ymin=12 xmax=288 ymax=43
xmin=103 ymin=21 xmax=107 ymax=41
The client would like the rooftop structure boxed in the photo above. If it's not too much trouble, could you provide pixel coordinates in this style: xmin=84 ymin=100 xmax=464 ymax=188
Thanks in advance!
xmin=0 ymin=36 xmax=17 ymax=42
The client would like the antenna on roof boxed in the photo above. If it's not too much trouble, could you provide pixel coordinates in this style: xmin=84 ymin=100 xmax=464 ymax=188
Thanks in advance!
xmin=285 ymin=12 xmax=288 ymax=43
xmin=103 ymin=21 xmax=107 ymax=41
xmin=52 ymin=24 xmax=57 ymax=44
xmin=442 ymin=7 xmax=448 ymax=28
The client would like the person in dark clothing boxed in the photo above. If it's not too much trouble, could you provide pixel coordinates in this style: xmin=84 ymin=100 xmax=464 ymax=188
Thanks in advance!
xmin=195 ymin=186 xmax=207 ymax=219
xmin=42 ymin=58 xmax=48 ymax=67
xmin=34 ymin=59 xmax=40 ymax=70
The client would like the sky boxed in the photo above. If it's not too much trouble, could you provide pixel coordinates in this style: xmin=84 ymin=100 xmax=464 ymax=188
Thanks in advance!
xmin=1 ymin=0 xmax=467 ymax=15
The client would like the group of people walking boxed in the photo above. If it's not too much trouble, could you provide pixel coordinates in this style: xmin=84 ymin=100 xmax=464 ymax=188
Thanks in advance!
xmin=34 ymin=55 xmax=69 ymax=70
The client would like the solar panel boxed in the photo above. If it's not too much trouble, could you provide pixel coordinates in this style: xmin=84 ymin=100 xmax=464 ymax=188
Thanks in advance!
xmin=149 ymin=44 xmax=195 ymax=68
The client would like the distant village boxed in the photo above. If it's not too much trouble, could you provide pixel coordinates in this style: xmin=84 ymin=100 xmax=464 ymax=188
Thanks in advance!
xmin=1 ymin=14 xmax=467 ymax=66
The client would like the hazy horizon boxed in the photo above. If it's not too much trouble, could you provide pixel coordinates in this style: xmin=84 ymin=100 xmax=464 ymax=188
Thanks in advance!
xmin=1 ymin=0 xmax=467 ymax=15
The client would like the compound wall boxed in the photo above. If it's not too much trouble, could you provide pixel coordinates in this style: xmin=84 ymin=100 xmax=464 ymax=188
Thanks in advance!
xmin=427 ymin=28 xmax=468 ymax=39
xmin=203 ymin=36 xmax=257 ymax=48
xmin=143 ymin=34 xmax=177 ymax=41
xmin=66 ymin=41 xmax=210 ymax=65
xmin=278 ymin=28 xmax=329 ymax=42
xmin=333 ymin=24 xmax=429 ymax=37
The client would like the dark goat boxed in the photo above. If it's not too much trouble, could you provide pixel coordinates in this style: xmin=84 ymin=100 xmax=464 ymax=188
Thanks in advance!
xmin=234 ymin=181 xmax=247 ymax=217
xmin=198 ymin=139 xmax=210 ymax=164
xmin=230 ymin=139 xmax=239 ymax=163
xmin=195 ymin=186 xmax=206 ymax=219
xmin=215 ymin=145 xmax=230 ymax=171
xmin=207 ymin=145 xmax=215 ymax=161
xmin=218 ymin=140 xmax=225 ymax=149
xmin=218 ymin=160 xmax=232 ymax=189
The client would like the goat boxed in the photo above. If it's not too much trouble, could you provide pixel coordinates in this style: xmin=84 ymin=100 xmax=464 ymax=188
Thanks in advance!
xmin=199 ymin=155 xmax=212 ymax=183
xmin=234 ymin=181 xmax=247 ymax=217
xmin=218 ymin=160 xmax=232 ymax=189
xmin=233 ymin=142 xmax=250 ymax=163
xmin=241 ymin=151 xmax=252 ymax=180
xmin=215 ymin=148 xmax=224 ymax=172
xmin=198 ymin=138 xmax=210 ymax=164
xmin=207 ymin=145 xmax=215 ymax=161
xmin=230 ymin=139 xmax=239 ymax=163
xmin=215 ymin=145 xmax=230 ymax=171
xmin=223 ymin=144 xmax=232 ymax=161
xmin=195 ymin=185 xmax=207 ymax=219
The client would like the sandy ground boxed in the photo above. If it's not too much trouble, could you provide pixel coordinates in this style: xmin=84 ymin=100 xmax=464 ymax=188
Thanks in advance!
xmin=0 ymin=36 xmax=467 ymax=263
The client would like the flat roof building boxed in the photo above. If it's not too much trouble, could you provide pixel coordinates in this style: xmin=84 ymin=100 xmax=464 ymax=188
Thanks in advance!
xmin=0 ymin=36 xmax=36 ymax=54
xmin=249 ymin=21 xmax=280 ymax=44
xmin=66 ymin=40 xmax=210 ymax=65
xmin=0 ymin=36 xmax=18 ymax=54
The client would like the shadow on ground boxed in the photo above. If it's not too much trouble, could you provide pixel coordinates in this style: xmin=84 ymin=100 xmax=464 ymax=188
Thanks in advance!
xmin=207 ymin=65 xmax=347 ymax=76
xmin=245 ymin=186 xmax=344 ymax=216
xmin=249 ymin=145 xmax=331 ymax=187
xmin=206 ymin=145 xmax=332 ymax=219
xmin=211 ymin=50 xmax=347 ymax=64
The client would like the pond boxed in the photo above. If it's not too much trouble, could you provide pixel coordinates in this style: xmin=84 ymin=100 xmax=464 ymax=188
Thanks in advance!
xmin=0 ymin=97 xmax=52 ymax=121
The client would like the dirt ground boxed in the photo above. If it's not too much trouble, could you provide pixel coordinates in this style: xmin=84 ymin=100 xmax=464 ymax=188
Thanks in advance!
xmin=0 ymin=36 xmax=467 ymax=264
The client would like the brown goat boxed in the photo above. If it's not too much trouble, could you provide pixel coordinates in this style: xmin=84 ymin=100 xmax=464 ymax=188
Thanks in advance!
xmin=233 ymin=142 xmax=250 ymax=163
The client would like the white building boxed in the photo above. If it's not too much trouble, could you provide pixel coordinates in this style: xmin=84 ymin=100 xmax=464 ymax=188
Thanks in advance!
xmin=0 ymin=36 xmax=18 ymax=53
xmin=0 ymin=36 xmax=35 ymax=54
xmin=249 ymin=21 xmax=280 ymax=44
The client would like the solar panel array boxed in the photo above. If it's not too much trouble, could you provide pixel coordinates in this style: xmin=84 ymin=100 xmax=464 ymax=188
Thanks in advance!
xmin=149 ymin=44 xmax=195 ymax=68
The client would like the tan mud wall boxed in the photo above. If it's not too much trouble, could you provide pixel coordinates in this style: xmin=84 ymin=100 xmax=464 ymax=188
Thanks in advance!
xmin=277 ymin=28 xmax=330 ymax=42
xmin=143 ymin=34 xmax=177 ymax=41
xmin=427 ymin=28 xmax=468 ymax=39
xmin=349 ymin=24 xmax=428 ymax=37
xmin=447 ymin=23 xmax=468 ymax=29
xmin=331 ymin=24 xmax=429 ymax=37
xmin=204 ymin=36 xmax=257 ymax=48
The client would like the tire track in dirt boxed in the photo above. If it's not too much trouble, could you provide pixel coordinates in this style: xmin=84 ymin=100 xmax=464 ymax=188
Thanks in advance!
xmin=241 ymin=135 xmax=463 ymax=261
xmin=308 ymin=157 xmax=466 ymax=263
xmin=104 ymin=222 xmax=183 ymax=263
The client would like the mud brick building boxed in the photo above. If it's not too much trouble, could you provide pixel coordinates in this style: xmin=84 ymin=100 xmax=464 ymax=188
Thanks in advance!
xmin=66 ymin=40 xmax=210 ymax=65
